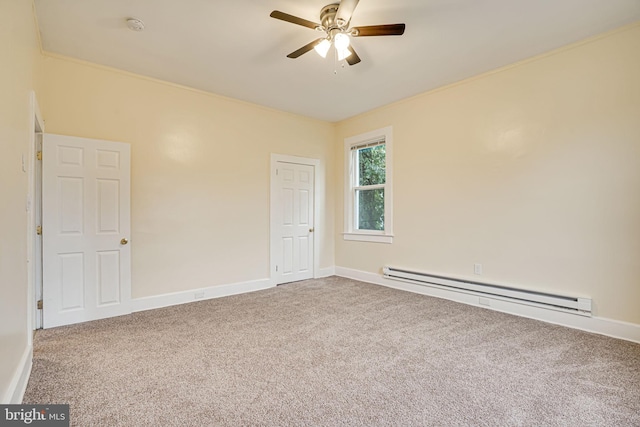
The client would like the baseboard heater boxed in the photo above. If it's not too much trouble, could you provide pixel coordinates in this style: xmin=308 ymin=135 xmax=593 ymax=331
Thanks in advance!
xmin=383 ymin=266 xmax=592 ymax=316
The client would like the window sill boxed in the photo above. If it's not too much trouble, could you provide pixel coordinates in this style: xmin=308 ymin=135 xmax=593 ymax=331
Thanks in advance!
xmin=343 ymin=232 xmax=394 ymax=244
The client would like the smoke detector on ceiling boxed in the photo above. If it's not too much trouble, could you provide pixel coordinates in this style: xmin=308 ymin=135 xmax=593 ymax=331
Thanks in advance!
xmin=126 ymin=18 xmax=145 ymax=32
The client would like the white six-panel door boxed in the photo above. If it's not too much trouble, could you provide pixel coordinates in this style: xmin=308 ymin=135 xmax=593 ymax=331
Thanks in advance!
xmin=273 ymin=162 xmax=315 ymax=284
xmin=42 ymin=134 xmax=131 ymax=328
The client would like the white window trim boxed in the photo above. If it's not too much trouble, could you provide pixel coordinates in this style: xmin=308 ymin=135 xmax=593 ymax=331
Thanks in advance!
xmin=343 ymin=126 xmax=393 ymax=244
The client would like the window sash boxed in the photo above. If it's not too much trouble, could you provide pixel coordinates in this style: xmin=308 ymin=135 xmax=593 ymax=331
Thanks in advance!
xmin=353 ymin=142 xmax=386 ymax=188
xmin=351 ymin=141 xmax=387 ymax=231
xmin=353 ymin=184 xmax=385 ymax=191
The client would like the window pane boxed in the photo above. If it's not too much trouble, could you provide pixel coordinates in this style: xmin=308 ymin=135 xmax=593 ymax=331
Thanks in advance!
xmin=357 ymin=188 xmax=384 ymax=231
xmin=358 ymin=144 xmax=385 ymax=186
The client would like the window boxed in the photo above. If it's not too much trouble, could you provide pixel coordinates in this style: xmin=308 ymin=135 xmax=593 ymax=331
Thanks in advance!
xmin=344 ymin=126 xmax=393 ymax=243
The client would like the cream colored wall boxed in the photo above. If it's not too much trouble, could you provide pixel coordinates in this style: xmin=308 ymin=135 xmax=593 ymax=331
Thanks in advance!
xmin=336 ymin=24 xmax=640 ymax=324
xmin=0 ymin=1 xmax=41 ymax=402
xmin=39 ymin=55 xmax=335 ymax=299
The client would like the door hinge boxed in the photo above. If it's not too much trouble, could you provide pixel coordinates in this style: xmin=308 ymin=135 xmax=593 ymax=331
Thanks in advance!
xmin=37 ymin=300 xmax=43 ymax=310
xmin=276 ymin=169 xmax=279 ymax=176
xmin=36 ymin=151 xmax=42 ymax=160
xmin=276 ymin=265 xmax=278 ymax=272
xmin=36 ymin=225 xmax=42 ymax=235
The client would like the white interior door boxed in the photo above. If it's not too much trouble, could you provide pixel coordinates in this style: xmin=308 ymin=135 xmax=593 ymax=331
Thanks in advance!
xmin=42 ymin=134 xmax=131 ymax=328
xmin=273 ymin=161 xmax=314 ymax=284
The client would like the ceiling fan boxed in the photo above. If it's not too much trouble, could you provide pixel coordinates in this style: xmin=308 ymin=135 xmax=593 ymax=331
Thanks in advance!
xmin=270 ymin=0 xmax=406 ymax=65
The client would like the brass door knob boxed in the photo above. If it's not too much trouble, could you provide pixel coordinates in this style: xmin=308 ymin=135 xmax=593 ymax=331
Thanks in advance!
xmin=120 ymin=238 xmax=129 ymax=245
xmin=309 ymin=228 xmax=314 ymax=233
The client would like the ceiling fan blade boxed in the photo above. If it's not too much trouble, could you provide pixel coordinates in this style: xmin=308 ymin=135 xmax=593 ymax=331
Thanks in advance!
xmin=352 ymin=24 xmax=406 ymax=37
xmin=335 ymin=0 xmax=360 ymax=26
xmin=346 ymin=46 xmax=361 ymax=66
xmin=287 ymin=38 xmax=324 ymax=59
xmin=270 ymin=10 xmax=320 ymax=30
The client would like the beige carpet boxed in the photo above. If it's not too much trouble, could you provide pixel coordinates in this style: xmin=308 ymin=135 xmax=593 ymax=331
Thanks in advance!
xmin=24 ymin=277 xmax=640 ymax=426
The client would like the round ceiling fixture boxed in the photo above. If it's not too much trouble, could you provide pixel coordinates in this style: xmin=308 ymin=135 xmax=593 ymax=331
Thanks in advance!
xmin=126 ymin=18 xmax=145 ymax=32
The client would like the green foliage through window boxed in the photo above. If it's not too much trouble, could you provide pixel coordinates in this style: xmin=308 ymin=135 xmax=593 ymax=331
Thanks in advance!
xmin=356 ymin=144 xmax=385 ymax=231
xmin=358 ymin=145 xmax=386 ymax=186
xmin=357 ymin=188 xmax=384 ymax=230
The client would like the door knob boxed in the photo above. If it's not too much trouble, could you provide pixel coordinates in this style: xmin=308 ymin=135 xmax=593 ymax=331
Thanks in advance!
xmin=309 ymin=228 xmax=314 ymax=233
xmin=120 ymin=238 xmax=129 ymax=245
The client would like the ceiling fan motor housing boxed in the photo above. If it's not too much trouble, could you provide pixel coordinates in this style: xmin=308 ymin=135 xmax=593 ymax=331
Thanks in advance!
xmin=320 ymin=4 xmax=343 ymax=31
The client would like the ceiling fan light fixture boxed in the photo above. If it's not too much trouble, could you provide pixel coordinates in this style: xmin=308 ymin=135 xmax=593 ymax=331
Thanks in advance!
xmin=337 ymin=46 xmax=352 ymax=61
xmin=334 ymin=32 xmax=350 ymax=50
xmin=314 ymin=39 xmax=332 ymax=58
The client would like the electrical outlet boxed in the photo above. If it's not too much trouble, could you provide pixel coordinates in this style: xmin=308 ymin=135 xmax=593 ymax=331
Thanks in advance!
xmin=194 ymin=291 xmax=204 ymax=300
xmin=474 ymin=263 xmax=483 ymax=275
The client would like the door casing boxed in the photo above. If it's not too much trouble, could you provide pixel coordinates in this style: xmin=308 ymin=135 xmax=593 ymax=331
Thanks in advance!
xmin=28 ymin=91 xmax=45 ymax=333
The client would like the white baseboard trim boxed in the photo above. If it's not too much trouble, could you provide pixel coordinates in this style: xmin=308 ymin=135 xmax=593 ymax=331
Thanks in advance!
xmin=132 ymin=278 xmax=274 ymax=313
xmin=316 ymin=266 xmax=336 ymax=278
xmin=335 ymin=266 xmax=640 ymax=344
xmin=3 ymin=345 xmax=33 ymax=404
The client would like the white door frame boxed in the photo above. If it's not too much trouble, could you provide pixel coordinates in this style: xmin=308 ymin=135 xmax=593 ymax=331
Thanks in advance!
xmin=27 ymin=91 xmax=45 ymax=335
xmin=270 ymin=154 xmax=321 ymax=285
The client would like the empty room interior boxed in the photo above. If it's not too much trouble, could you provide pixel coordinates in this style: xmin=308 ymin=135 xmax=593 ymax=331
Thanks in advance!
xmin=1 ymin=0 xmax=639 ymax=425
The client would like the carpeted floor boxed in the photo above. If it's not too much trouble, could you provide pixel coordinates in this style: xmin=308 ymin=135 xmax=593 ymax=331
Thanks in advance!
xmin=24 ymin=277 xmax=640 ymax=426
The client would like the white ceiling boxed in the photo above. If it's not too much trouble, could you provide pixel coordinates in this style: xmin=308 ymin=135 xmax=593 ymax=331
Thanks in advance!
xmin=34 ymin=0 xmax=640 ymax=122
